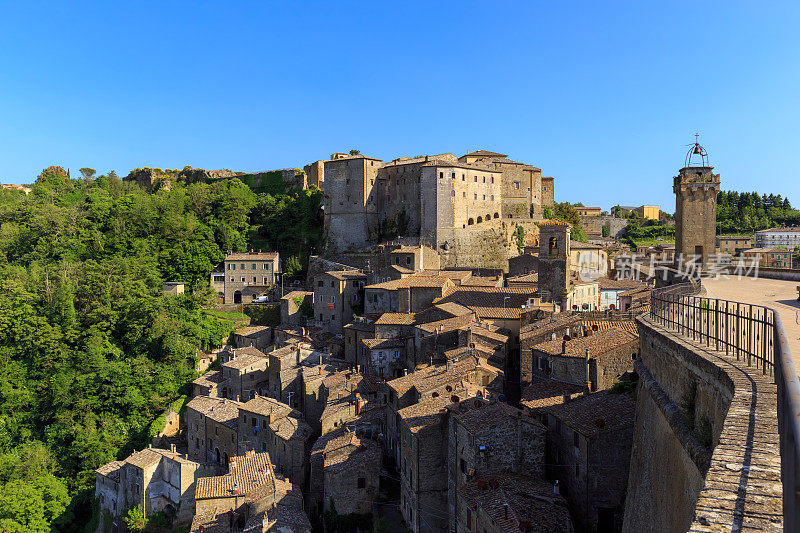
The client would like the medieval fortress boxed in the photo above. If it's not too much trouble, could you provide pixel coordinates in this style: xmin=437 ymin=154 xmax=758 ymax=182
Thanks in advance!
xmin=306 ymin=150 xmax=555 ymax=268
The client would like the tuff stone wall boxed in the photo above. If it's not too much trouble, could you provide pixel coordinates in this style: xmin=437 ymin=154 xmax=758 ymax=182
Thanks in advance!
xmin=580 ymin=215 xmax=629 ymax=238
xmin=624 ymin=314 xmax=782 ymax=532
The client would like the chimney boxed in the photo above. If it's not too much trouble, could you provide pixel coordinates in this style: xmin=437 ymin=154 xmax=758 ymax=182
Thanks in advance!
xmin=504 ymin=503 xmax=509 ymax=519
xmin=170 ymin=444 xmax=176 ymax=453
xmin=554 ymin=480 xmax=560 ymax=495
xmin=355 ymin=395 xmax=361 ymax=415
xmin=561 ymin=340 xmax=566 ymax=355
xmin=236 ymin=394 xmax=240 ymax=402
xmin=585 ymin=348 xmax=592 ymax=392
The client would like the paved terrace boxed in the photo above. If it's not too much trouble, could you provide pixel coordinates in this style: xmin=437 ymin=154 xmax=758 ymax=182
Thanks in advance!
xmin=703 ymin=276 xmax=800 ymax=376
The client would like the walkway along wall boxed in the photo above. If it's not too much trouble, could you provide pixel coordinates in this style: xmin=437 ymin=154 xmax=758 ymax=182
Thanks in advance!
xmin=623 ymin=314 xmax=782 ymax=532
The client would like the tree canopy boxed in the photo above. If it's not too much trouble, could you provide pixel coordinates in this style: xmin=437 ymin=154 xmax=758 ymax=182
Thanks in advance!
xmin=0 ymin=167 xmax=324 ymax=530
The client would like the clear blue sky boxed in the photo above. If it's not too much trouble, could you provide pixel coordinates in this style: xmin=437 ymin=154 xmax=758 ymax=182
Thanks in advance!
xmin=1 ymin=1 xmax=798 ymax=211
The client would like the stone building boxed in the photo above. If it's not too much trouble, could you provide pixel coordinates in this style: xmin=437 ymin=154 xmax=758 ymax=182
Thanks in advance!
xmin=388 ymin=244 xmax=440 ymax=270
xmin=281 ymin=290 xmax=313 ymax=326
xmin=529 ymin=328 xmax=639 ymax=391
xmin=237 ymin=396 xmax=313 ymax=486
xmin=544 ymin=390 xmax=636 ymax=532
xmin=192 ymin=369 xmax=226 ymax=398
xmin=317 ymin=150 xmax=555 ymax=269
xmin=384 ymin=357 xmax=503 ymax=466
xmin=219 ymin=346 xmax=269 ymax=401
xmin=455 ymin=474 xmax=573 ymax=533
xmin=364 ymin=276 xmax=455 ymax=315
xmin=673 ymin=143 xmax=720 ymax=268
xmin=715 ymin=235 xmax=752 ymax=255
xmin=95 ymin=445 xmax=205 ymax=524
xmin=312 ymin=269 xmax=366 ymax=334
xmin=192 ymin=451 xmax=310 ymax=532
xmin=210 ymin=251 xmax=281 ymax=304
xmin=740 ymin=247 xmax=793 ymax=268
xmin=571 ymin=240 xmax=608 ymax=278
xmin=186 ymin=396 xmax=242 ymax=466
xmin=519 ymin=314 xmax=585 ymax=386
xmin=446 ymin=401 xmax=546 ymax=530
xmin=233 ymin=325 xmax=273 ymax=351
xmin=309 ymin=431 xmax=382 ymax=516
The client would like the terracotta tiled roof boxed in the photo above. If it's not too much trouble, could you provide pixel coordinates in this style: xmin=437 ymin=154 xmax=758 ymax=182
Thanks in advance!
xmin=520 ymin=314 xmax=582 ymax=337
xmin=240 ymin=395 xmax=294 ymax=418
xmin=462 ymin=150 xmax=508 ymax=158
xmin=461 ymin=275 xmax=503 ymax=287
xmin=570 ymin=240 xmax=602 ymax=249
xmin=228 ymin=346 xmax=268 ymax=358
xmin=398 ymin=395 xmax=453 ymax=432
xmin=223 ymin=352 xmax=268 ymax=371
xmin=520 ymin=379 xmax=584 ymax=411
xmin=416 ymin=313 xmax=475 ymax=334
xmin=458 ymin=473 xmax=573 ymax=532
xmin=582 ymin=320 xmax=638 ymax=334
xmin=235 ymin=325 xmax=271 ymax=338
xmin=186 ymin=396 xmax=242 ymax=429
xmin=537 ymin=219 xmax=572 ymax=227
xmin=193 ymin=370 xmax=226 ymax=387
xmin=195 ymin=451 xmax=275 ymax=500
xmin=366 ymin=276 xmax=454 ymax=290
xmin=374 ymin=313 xmax=415 ymax=325
xmin=454 ymin=401 xmax=540 ymax=434
xmin=507 ymin=272 xmax=539 ymax=284
xmin=596 ymin=277 xmax=648 ymax=291
xmin=386 ymin=357 xmax=481 ymax=394
xmin=433 ymin=287 xmax=540 ymax=320
xmin=324 ymin=269 xmax=367 ymax=281
xmin=432 ymin=302 xmax=474 ymax=317
xmin=324 ymin=437 xmax=381 ymax=473
xmin=361 ymin=338 xmax=405 ymax=350
xmin=271 ymin=415 xmax=313 ymax=441
xmin=532 ymin=329 xmax=638 ymax=358
xmin=95 ymin=460 xmax=124 ymax=480
xmin=544 ymin=389 xmax=635 ymax=437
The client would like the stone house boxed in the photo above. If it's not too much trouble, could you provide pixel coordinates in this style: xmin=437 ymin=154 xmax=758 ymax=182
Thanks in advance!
xmin=519 ymin=314 xmax=585 ymax=386
xmin=716 ymin=235 xmax=752 ymax=255
xmin=384 ymin=357 xmax=503 ymax=465
xmin=162 ymin=282 xmax=185 ymax=295
xmin=233 ymin=325 xmax=273 ymax=351
xmin=343 ymin=316 xmax=377 ymax=365
xmin=313 ymin=270 xmax=367 ymax=334
xmin=364 ymin=276 xmax=455 ymax=315
xmin=280 ymin=290 xmax=313 ymax=326
xmin=192 ymin=369 xmax=226 ymax=398
xmin=211 ymin=251 xmax=280 ymax=304
xmin=530 ymin=328 xmax=638 ymax=391
xmin=308 ymin=408 xmax=387 ymax=514
xmin=95 ymin=445 xmax=205 ymax=524
xmin=237 ymin=396 xmax=313 ymax=487
xmin=368 ymin=264 xmax=414 ymax=285
xmin=455 ymin=473 xmax=573 ymax=533
xmin=314 ymin=432 xmax=381 ymax=516
xmin=388 ymin=244 xmax=440 ymax=271
xmin=571 ymin=240 xmax=608 ymax=279
xmin=361 ymin=338 xmax=406 ymax=378
xmin=219 ymin=346 xmax=269 ymax=401
xmin=740 ymin=247 xmax=793 ymax=268
xmin=519 ymin=378 xmax=585 ymax=419
xmin=447 ymin=401 xmax=546 ymax=531
xmin=192 ymin=451 xmax=310 ymax=532
xmin=506 ymin=271 xmax=538 ymax=288
xmin=544 ymin=390 xmax=636 ymax=532
xmin=185 ymin=396 xmax=242 ymax=466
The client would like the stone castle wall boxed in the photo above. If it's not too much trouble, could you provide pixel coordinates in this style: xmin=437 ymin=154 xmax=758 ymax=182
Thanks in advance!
xmin=580 ymin=215 xmax=629 ymax=238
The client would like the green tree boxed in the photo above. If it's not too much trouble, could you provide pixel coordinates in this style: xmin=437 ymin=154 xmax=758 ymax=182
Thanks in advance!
xmin=79 ymin=168 xmax=96 ymax=181
xmin=123 ymin=505 xmax=147 ymax=532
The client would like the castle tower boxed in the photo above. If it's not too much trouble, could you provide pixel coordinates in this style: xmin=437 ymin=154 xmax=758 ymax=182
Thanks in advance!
xmin=536 ymin=219 xmax=571 ymax=307
xmin=673 ymin=138 xmax=720 ymax=269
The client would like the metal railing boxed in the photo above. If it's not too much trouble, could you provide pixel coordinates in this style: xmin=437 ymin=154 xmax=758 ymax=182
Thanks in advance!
xmin=648 ymin=282 xmax=800 ymax=528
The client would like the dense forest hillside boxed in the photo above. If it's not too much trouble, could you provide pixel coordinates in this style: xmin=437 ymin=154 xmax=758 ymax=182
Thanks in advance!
xmin=0 ymin=167 xmax=322 ymax=531
xmin=717 ymin=191 xmax=800 ymax=234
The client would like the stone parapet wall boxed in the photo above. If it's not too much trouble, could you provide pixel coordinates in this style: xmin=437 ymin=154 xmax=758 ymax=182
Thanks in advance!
xmin=624 ymin=314 xmax=782 ymax=532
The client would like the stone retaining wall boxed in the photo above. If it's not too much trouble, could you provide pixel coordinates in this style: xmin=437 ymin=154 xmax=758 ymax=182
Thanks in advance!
xmin=623 ymin=315 xmax=782 ymax=531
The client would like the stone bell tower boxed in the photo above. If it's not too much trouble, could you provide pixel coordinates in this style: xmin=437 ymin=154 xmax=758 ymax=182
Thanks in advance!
xmin=536 ymin=219 xmax=571 ymax=308
xmin=673 ymin=137 xmax=720 ymax=270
